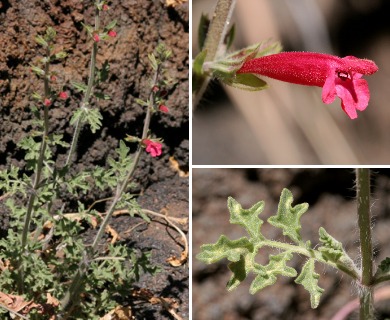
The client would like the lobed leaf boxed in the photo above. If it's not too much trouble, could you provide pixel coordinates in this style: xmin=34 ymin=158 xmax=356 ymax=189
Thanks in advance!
xmin=250 ymin=251 xmax=297 ymax=294
xmin=295 ymin=259 xmax=324 ymax=308
xmin=268 ymin=188 xmax=308 ymax=244
xmin=318 ymin=227 xmax=343 ymax=262
xmin=228 ymin=196 xmax=265 ymax=240
xmin=197 ymin=235 xmax=253 ymax=264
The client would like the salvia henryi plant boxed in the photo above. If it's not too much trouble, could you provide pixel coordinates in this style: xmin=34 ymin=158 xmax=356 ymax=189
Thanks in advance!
xmin=197 ymin=169 xmax=390 ymax=320
xmin=193 ymin=0 xmax=379 ymax=119
xmin=0 ymin=1 xmax=176 ymax=319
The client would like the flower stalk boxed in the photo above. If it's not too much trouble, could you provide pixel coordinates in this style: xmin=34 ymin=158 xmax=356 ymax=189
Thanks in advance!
xmin=65 ymin=6 xmax=100 ymax=167
xmin=19 ymin=44 xmax=52 ymax=294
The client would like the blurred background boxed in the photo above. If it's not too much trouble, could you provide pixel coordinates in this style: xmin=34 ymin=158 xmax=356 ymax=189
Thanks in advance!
xmin=193 ymin=0 xmax=390 ymax=164
xmin=192 ymin=168 xmax=390 ymax=319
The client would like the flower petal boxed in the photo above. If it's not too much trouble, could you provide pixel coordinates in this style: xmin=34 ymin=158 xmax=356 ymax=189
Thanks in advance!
xmin=321 ymin=69 xmax=337 ymax=104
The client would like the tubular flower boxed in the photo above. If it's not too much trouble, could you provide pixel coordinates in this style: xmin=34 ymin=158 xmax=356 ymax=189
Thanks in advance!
xmin=143 ymin=139 xmax=162 ymax=157
xmin=237 ymin=52 xmax=378 ymax=119
xmin=159 ymin=105 xmax=169 ymax=113
xmin=108 ymin=30 xmax=117 ymax=38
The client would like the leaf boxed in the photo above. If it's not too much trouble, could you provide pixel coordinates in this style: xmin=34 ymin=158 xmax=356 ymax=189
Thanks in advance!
xmin=295 ymin=259 xmax=324 ymax=308
xmin=378 ymin=257 xmax=390 ymax=273
xmin=254 ymin=40 xmax=283 ymax=58
xmin=71 ymin=81 xmax=87 ymax=92
xmin=268 ymin=188 xmax=309 ymax=244
xmin=193 ymin=50 xmax=207 ymax=76
xmin=318 ymin=227 xmax=343 ymax=262
xmin=222 ymin=73 xmax=268 ymax=91
xmin=198 ymin=13 xmax=210 ymax=50
xmin=224 ymin=24 xmax=235 ymax=50
xmin=228 ymin=196 xmax=265 ymax=239
xmin=196 ymin=235 xmax=253 ymax=264
xmin=105 ymin=19 xmax=117 ymax=31
xmin=250 ymin=251 xmax=297 ymax=294
xmin=34 ymin=35 xmax=48 ymax=47
xmin=227 ymin=253 xmax=258 ymax=291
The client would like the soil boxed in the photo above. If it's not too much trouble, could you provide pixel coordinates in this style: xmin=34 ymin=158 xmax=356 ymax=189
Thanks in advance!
xmin=0 ymin=0 xmax=189 ymax=319
xmin=193 ymin=168 xmax=390 ymax=320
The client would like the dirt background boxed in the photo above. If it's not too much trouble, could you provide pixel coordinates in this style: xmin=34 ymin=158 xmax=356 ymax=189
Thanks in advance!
xmin=0 ymin=0 xmax=188 ymax=319
xmin=193 ymin=0 xmax=390 ymax=165
xmin=193 ymin=168 xmax=390 ymax=320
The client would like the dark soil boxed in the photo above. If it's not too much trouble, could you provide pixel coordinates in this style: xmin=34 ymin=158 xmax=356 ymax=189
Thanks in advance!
xmin=0 ymin=0 xmax=188 ymax=319
xmin=193 ymin=169 xmax=390 ymax=320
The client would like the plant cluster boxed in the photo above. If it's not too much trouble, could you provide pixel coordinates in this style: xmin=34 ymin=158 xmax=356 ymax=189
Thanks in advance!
xmin=0 ymin=1 xmax=173 ymax=319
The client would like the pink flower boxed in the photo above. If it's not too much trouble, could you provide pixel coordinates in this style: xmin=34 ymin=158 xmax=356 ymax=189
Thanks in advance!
xmin=152 ymin=86 xmax=159 ymax=93
xmin=159 ymin=105 xmax=169 ymax=113
xmin=143 ymin=139 xmax=162 ymax=157
xmin=237 ymin=52 xmax=378 ymax=119
xmin=59 ymin=91 xmax=68 ymax=100
xmin=44 ymin=98 xmax=51 ymax=107
xmin=102 ymin=4 xmax=109 ymax=11
xmin=108 ymin=30 xmax=117 ymax=38
xmin=50 ymin=75 xmax=57 ymax=82
xmin=93 ymin=34 xmax=100 ymax=42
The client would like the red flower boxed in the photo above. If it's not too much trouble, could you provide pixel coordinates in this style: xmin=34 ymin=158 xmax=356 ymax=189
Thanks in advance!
xmin=108 ymin=30 xmax=117 ymax=38
xmin=152 ymin=86 xmax=159 ymax=93
xmin=59 ymin=91 xmax=68 ymax=100
xmin=102 ymin=4 xmax=109 ymax=11
xmin=143 ymin=139 xmax=162 ymax=157
xmin=237 ymin=52 xmax=378 ymax=119
xmin=44 ymin=98 xmax=51 ymax=107
xmin=93 ymin=34 xmax=100 ymax=42
xmin=159 ymin=105 xmax=169 ymax=113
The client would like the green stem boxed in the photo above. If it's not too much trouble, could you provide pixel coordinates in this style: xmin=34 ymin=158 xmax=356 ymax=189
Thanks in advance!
xmin=263 ymin=239 xmax=360 ymax=280
xmin=65 ymin=8 xmax=100 ymax=167
xmin=356 ymin=168 xmax=374 ymax=320
xmin=193 ymin=0 xmax=236 ymax=109
xmin=18 ymin=46 xmax=52 ymax=294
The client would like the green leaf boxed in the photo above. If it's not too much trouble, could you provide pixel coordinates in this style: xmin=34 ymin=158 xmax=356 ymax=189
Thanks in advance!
xmin=135 ymin=98 xmax=148 ymax=107
xmin=224 ymin=24 xmax=235 ymax=50
xmin=53 ymin=51 xmax=67 ymax=60
xmin=318 ymin=227 xmax=343 ymax=262
xmin=148 ymin=53 xmax=158 ymax=70
xmin=295 ymin=259 xmax=324 ymax=308
xmin=105 ymin=19 xmax=117 ymax=31
xmin=268 ymin=188 xmax=309 ymax=244
xmin=196 ymin=235 xmax=253 ymax=264
xmin=250 ymin=251 xmax=297 ymax=294
xmin=34 ymin=35 xmax=48 ymax=47
xmin=193 ymin=50 xmax=207 ymax=76
xmin=71 ymin=81 xmax=87 ymax=92
xmin=81 ymin=22 xmax=94 ymax=36
xmin=378 ymin=257 xmax=390 ymax=273
xmin=192 ymin=50 xmax=207 ymax=93
xmin=222 ymin=73 xmax=268 ymax=91
xmin=254 ymin=40 xmax=283 ymax=58
xmin=227 ymin=196 xmax=265 ymax=239
xmin=198 ymin=13 xmax=210 ymax=50
xmin=94 ymin=92 xmax=111 ymax=100
xmin=30 ymin=65 xmax=45 ymax=76
xmin=227 ymin=252 xmax=260 ymax=291
xmin=45 ymin=27 xmax=57 ymax=41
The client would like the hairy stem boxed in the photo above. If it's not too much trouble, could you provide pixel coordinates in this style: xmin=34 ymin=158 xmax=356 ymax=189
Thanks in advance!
xmin=193 ymin=0 xmax=236 ymax=109
xmin=19 ymin=45 xmax=51 ymax=294
xmin=65 ymin=8 xmax=100 ymax=166
xmin=356 ymin=168 xmax=374 ymax=320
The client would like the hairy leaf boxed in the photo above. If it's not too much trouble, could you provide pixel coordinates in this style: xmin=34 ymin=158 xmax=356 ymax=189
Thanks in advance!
xmin=228 ymin=196 xmax=265 ymax=239
xmin=295 ymin=259 xmax=324 ymax=308
xmin=268 ymin=188 xmax=308 ymax=244
xmin=250 ymin=251 xmax=296 ymax=294
xmin=197 ymin=235 xmax=253 ymax=264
